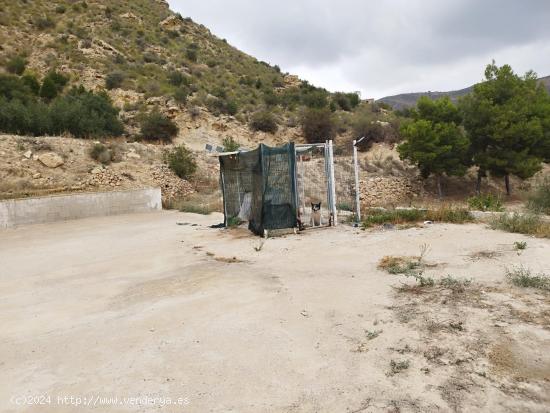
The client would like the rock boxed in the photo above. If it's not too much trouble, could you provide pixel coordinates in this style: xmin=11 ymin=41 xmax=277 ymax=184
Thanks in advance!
xmin=23 ymin=150 xmax=33 ymax=159
xmin=33 ymin=172 xmax=41 ymax=179
xmin=91 ymin=167 xmax=103 ymax=174
xmin=38 ymin=152 xmax=64 ymax=168
xmin=126 ymin=152 xmax=141 ymax=159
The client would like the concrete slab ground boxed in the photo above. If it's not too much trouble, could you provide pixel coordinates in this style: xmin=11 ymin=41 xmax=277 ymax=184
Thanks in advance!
xmin=1 ymin=211 xmax=549 ymax=412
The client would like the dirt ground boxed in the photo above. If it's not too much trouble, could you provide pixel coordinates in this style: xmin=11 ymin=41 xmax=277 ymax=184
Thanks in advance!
xmin=1 ymin=211 xmax=549 ymax=412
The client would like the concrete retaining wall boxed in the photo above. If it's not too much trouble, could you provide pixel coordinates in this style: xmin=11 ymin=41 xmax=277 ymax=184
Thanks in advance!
xmin=0 ymin=188 xmax=162 ymax=229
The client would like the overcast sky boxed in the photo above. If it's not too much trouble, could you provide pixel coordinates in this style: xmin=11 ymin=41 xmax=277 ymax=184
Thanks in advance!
xmin=168 ymin=0 xmax=550 ymax=99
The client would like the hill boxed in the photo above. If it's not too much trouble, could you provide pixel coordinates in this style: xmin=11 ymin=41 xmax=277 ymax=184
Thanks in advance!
xmin=378 ymin=75 xmax=550 ymax=110
xmin=0 ymin=0 xmax=366 ymax=140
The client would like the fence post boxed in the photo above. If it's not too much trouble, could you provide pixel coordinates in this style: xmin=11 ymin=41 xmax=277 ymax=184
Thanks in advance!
xmin=353 ymin=139 xmax=361 ymax=223
xmin=328 ymin=140 xmax=337 ymax=226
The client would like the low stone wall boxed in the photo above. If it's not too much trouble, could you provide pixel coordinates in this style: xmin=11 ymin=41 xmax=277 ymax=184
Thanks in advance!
xmin=0 ymin=188 xmax=162 ymax=229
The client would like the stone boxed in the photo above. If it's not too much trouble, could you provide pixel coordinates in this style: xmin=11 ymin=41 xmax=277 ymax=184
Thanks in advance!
xmin=38 ymin=152 xmax=64 ymax=168
xmin=126 ymin=152 xmax=141 ymax=159
xmin=91 ymin=167 xmax=103 ymax=174
xmin=23 ymin=150 xmax=33 ymax=159
xmin=32 ymin=172 xmax=41 ymax=179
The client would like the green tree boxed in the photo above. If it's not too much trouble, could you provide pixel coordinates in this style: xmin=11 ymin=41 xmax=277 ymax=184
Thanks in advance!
xmin=460 ymin=62 xmax=550 ymax=195
xmin=398 ymin=97 xmax=470 ymax=198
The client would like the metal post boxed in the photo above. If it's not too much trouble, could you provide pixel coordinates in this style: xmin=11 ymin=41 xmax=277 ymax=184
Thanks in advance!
xmin=352 ymin=139 xmax=361 ymax=223
xmin=328 ymin=140 xmax=337 ymax=226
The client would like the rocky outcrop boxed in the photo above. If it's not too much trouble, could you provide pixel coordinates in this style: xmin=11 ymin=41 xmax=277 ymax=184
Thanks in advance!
xmin=38 ymin=152 xmax=64 ymax=168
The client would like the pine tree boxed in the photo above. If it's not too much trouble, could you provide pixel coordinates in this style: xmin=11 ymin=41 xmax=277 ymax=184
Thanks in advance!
xmin=460 ymin=62 xmax=550 ymax=195
xmin=398 ymin=96 xmax=470 ymax=198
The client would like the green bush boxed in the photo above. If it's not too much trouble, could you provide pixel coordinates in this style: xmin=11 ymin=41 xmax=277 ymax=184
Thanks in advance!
xmin=222 ymin=136 xmax=240 ymax=152
xmin=528 ymin=177 xmax=550 ymax=215
xmin=301 ymin=107 xmax=335 ymax=143
xmin=362 ymin=207 xmax=472 ymax=228
xmin=250 ymin=110 xmax=278 ymax=133
xmin=39 ymin=71 xmax=68 ymax=101
xmin=186 ymin=48 xmax=198 ymax=62
xmin=50 ymin=87 xmax=124 ymax=138
xmin=5 ymin=56 xmax=27 ymax=75
xmin=35 ymin=16 xmax=55 ymax=30
xmin=140 ymin=110 xmax=179 ymax=142
xmin=173 ymin=87 xmax=189 ymax=104
xmin=489 ymin=213 xmax=550 ymax=238
xmin=21 ymin=74 xmax=41 ymax=95
xmin=55 ymin=5 xmax=66 ymax=13
xmin=167 ymin=70 xmax=188 ymax=86
xmin=164 ymin=145 xmax=197 ymax=179
xmin=506 ymin=266 xmax=550 ymax=290
xmin=105 ymin=72 xmax=125 ymax=90
xmin=468 ymin=193 xmax=504 ymax=212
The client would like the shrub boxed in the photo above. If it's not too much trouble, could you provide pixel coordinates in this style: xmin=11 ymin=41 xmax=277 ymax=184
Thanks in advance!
xmin=222 ymin=136 xmax=240 ymax=152
xmin=513 ymin=241 xmax=527 ymax=250
xmin=50 ymin=87 xmax=124 ymax=138
xmin=186 ymin=48 xmax=198 ymax=62
xmin=250 ymin=110 xmax=278 ymax=133
xmin=39 ymin=71 xmax=68 ymax=101
xmin=301 ymin=107 xmax=335 ymax=143
xmin=105 ymin=72 xmax=125 ymax=90
xmin=468 ymin=193 xmax=504 ymax=212
xmin=35 ymin=16 xmax=55 ymax=30
xmin=489 ymin=213 xmax=550 ymax=238
xmin=21 ymin=74 xmax=40 ymax=95
xmin=6 ymin=56 xmax=27 ymax=75
xmin=173 ymin=87 xmax=189 ymax=104
xmin=302 ymin=89 xmax=329 ymax=108
xmin=506 ymin=266 xmax=550 ymax=290
xmin=163 ymin=145 xmax=196 ymax=179
xmin=362 ymin=207 xmax=472 ymax=228
xmin=167 ymin=70 xmax=187 ymax=86
xmin=55 ymin=5 xmax=66 ymax=13
xmin=140 ymin=110 xmax=178 ymax=142
xmin=89 ymin=143 xmax=112 ymax=164
xmin=528 ymin=177 xmax=550 ymax=215
xmin=39 ymin=77 xmax=58 ymax=100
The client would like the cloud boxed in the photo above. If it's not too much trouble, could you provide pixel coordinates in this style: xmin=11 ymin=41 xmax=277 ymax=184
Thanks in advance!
xmin=168 ymin=0 xmax=550 ymax=98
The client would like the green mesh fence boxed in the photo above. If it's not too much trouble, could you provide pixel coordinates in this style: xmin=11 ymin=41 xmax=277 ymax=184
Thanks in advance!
xmin=219 ymin=143 xmax=297 ymax=235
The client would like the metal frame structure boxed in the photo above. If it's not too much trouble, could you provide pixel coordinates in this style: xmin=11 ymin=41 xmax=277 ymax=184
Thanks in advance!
xmin=218 ymin=139 xmax=362 ymax=235
xmin=294 ymin=140 xmax=338 ymax=228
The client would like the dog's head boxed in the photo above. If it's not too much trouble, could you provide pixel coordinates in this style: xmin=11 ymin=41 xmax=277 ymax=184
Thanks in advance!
xmin=311 ymin=202 xmax=321 ymax=212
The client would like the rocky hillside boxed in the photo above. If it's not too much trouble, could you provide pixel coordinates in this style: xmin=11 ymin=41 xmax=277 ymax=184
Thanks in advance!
xmin=0 ymin=0 xmax=399 ymax=202
xmin=379 ymin=76 xmax=550 ymax=110
xmin=0 ymin=0 xmax=363 ymax=138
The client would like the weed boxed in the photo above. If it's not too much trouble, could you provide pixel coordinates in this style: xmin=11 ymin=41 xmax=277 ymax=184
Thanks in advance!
xmin=490 ymin=213 xmax=550 ymax=238
xmin=226 ymin=216 xmax=242 ymax=227
xmin=378 ymin=256 xmax=421 ymax=275
xmin=439 ymin=275 xmax=472 ymax=293
xmin=505 ymin=266 xmax=550 ymax=291
xmin=365 ymin=329 xmax=383 ymax=340
xmin=513 ymin=241 xmax=527 ymax=251
xmin=362 ymin=207 xmax=472 ymax=228
xmin=527 ymin=176 xmax=550 ymax=215
xmin=389 ymin=359 xmax=410 ymax=375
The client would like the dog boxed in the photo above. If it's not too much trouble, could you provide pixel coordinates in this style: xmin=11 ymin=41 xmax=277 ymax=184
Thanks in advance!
xmin=310 ymin=202 xmax=322 ymax=227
